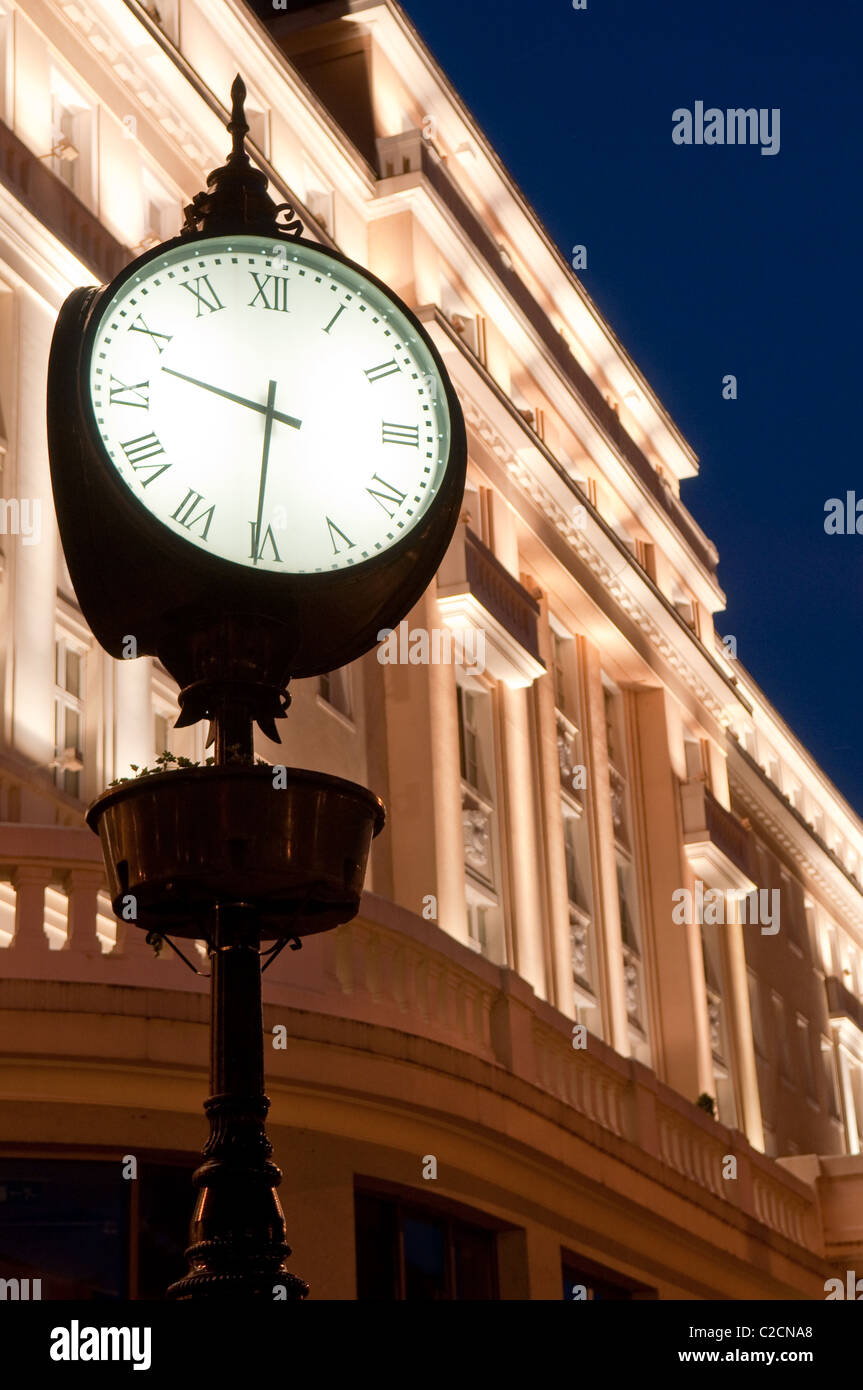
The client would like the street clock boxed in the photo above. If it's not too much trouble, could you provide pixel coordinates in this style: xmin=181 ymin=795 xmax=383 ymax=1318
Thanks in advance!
xmin=48 ymin=78 xmax=466 ymax=738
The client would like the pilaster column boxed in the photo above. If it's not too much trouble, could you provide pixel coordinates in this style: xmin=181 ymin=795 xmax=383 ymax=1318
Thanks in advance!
xmin=497 ymin=682 xmax=546 ymax=999
xmin=630 ymin=686 xmax=708 ymax=1097
xmin=578 ymin=638 xmax=628 ymax=1053
xmin=723 ymin=921 xmax=766 ymax=1149
xmin=838 ymin=1045 xmax=860 ymax=1155
xmin=533 ymin=605 xmax=572 ymax=1014
xmin=113 ymin=654 xmax=154 ymax=780
xmin=383 ymin=591 xmax=468 ymax=942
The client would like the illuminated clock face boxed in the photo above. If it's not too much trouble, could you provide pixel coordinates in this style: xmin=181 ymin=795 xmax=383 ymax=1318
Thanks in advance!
xmin=87 ymin=235 xmax=452 ymax=573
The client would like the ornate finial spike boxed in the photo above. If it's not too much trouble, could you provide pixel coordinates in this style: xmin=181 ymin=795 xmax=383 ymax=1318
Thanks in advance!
xmin=228 ymin=74 xmax=249 ymax=164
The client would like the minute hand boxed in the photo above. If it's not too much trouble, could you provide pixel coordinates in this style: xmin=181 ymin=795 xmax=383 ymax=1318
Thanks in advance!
xmin=162 ymin=368 xmax=302 ymax=430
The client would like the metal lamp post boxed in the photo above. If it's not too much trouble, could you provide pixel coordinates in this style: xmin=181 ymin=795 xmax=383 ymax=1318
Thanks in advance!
xmin=48 ymin=75 xmax=465 ymax=1300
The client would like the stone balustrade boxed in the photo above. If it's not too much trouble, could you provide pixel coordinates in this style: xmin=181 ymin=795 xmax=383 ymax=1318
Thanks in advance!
xmin=0 ymin=824 xmax=825 ymax=1255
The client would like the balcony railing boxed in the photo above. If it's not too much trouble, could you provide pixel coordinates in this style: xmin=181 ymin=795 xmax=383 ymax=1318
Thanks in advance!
xmin=681 ymin=779 xmax=755 ymax=887
xmin=437 ymin=524 xmax=545 ymax=686
xmin=386 ymin=134 xmax=719 ymax=578
xmin=464 ymin=528 xmax=541 ymax=663
xmin=0 ymin=117 xmax=129 ymax=282
xmin=826 ymin=975 xmax=863 ymax=1035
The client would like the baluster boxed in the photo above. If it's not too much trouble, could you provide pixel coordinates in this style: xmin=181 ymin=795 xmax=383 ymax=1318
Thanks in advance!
xmin=64 ymin=868 xmax=105 ymax=955
xmin=9 ymin=867 xmax=52 ymax=967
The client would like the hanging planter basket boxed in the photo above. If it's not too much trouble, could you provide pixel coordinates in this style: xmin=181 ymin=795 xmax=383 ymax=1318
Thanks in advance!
xmin=86 ymin=765 xmax=385 ymax=941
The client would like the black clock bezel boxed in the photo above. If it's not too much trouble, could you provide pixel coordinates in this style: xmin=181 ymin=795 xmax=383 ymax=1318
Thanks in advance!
xmin=49 ymin=226 xmax=467 ymax=682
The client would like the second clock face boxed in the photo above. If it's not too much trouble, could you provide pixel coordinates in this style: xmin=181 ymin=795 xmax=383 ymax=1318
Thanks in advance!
xmin=87 ymin=235 xmax=452 ymax=573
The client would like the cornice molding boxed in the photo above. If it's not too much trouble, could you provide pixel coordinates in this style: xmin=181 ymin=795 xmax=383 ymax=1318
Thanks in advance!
xmin=729 ymin=757 xmax=863 ymax=940
xmin=459 ymin=386 xmax=734 ymax=729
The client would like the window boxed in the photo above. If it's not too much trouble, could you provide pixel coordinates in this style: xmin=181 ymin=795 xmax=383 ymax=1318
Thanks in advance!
xmin=49 ymin=70 xmax=90 ymax=200
xmin=54 ymin=637 xmax=85 ymax=797
xmin=304 ymin=159 xmax=333 ymax=235
xmin=748 ymin=970 xmax=766 ymax=1056
xmin=562 ymin=1250 xmax=656 ymax=1301
xmin=618 ymin=860 xmax=646 ymax=1049
xmin=617 ymin=862 xmax=638 ymax=952
xmin=821 ymin=1041 xmax=841 ymax=1119
xmin=563 ymin=817 xmax=588 ymax=911
xmin=551 ymin=632 xmax=569 ymax=715
xmin=684 ymin=735 xmax=709 ymax=784
xmin=355 ymin=1188 xmax=498 ymax=1300
xmin=0 ymin=1155 xmax=196 ymax=1298
xmin=319 ymin=667 xmax=352 ymax=720
xmin=772 ymin=995 xmax=793 ymax=1081
xmin=634 ymin=538 xmax=656 ymax=582
xmin=154 ymin=712 xmax=171 ymax=758
xmin=466 ymin=901 xmax=488 ymax=954
xmin=142 ymin=0 xmax=179 ymax=43
xmin=457 ymin=684 xmax=494 ymax=801
xmin=796 ymin=1017 xmax=816 ymax=1100
xmin=141 ymin=167 xmax=180 ymax=249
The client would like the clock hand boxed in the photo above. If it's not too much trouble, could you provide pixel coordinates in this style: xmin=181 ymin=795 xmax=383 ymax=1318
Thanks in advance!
xmin=162 ymin=367 xmax=302 ymax=430
xmin=252 ymin=379 xmax=278 ymax=566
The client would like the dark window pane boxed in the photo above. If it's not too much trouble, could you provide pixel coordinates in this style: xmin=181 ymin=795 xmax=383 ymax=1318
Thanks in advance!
xmin=355 ymin=1193 xmax=398 ymax=1300
xmin=403 ymin=1213 xmax=447 ymax=1300
xmin=563 ymin=1258 xmax=644 ymax=1301
xmin=453 ymin=1221 xmax=495 ymax=1299
xmin=136 ymin=1161 xmax=197 ymax=1299
xmin=0 ymin=1159 xmax=127 ymax=1299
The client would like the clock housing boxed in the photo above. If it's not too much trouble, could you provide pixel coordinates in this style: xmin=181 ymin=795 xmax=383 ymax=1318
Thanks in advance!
xmin=48 ymin=229 xmax=467 ymax=693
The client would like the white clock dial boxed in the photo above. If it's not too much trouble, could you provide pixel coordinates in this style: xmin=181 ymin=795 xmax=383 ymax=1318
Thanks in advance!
xmin=87 ymin=235 xmax=452 ymax=573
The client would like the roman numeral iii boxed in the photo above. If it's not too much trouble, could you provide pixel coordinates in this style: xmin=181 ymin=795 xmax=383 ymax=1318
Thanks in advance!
xmin=381 ymin=421 xmax=419 ymax=447
xmin=172 ymin=488 xmax=215 ymax=540
xmin=248 ymin=273 xmax=290 ymax=312
xmin=180 ymin=275 xmax=225 ymax=317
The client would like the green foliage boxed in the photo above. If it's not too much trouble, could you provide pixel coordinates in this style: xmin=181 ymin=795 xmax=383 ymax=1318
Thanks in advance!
xmin=107 ymin=750 xmax=214 ymax=787
xmin=107 ymin=749 xmax=271 ymax=787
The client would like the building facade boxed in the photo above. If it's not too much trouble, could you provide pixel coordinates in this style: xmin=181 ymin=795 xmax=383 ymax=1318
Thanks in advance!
xmin=0 ymin=0 xmax=860 ymax=1299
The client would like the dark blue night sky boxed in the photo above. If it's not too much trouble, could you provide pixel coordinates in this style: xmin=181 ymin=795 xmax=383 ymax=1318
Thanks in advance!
xmin=391 ymin=0 xmax=863 ymax=809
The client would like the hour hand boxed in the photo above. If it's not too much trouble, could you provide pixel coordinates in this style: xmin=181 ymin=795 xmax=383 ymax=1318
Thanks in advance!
xmin=162 ymin=368 xmax=302 ymax=430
